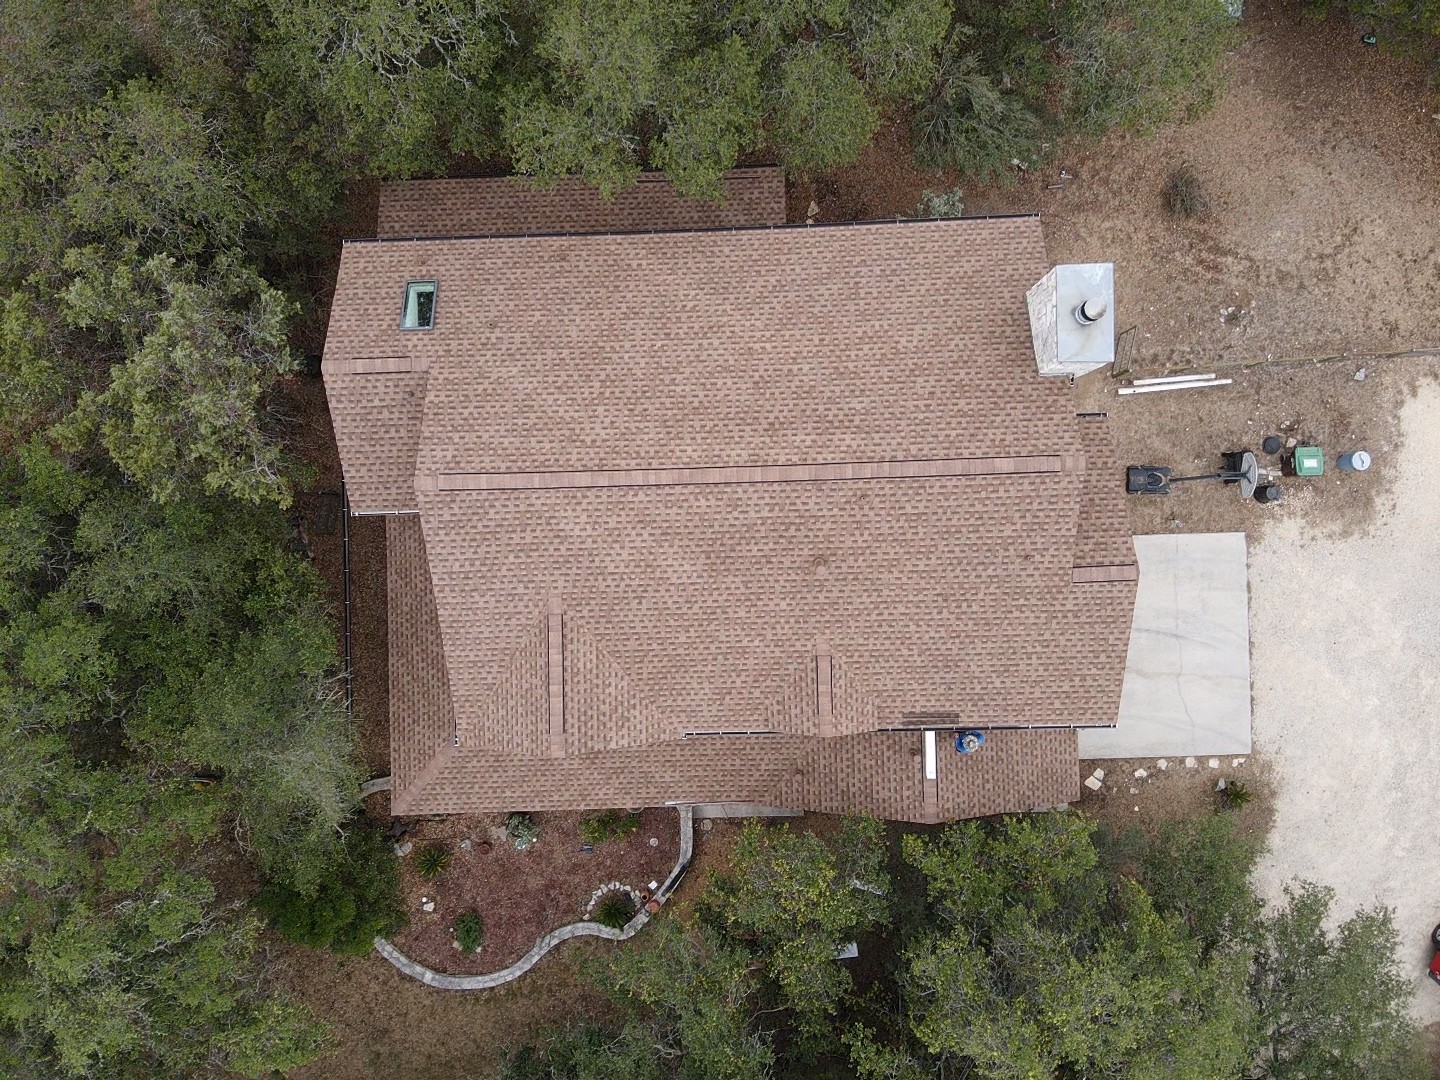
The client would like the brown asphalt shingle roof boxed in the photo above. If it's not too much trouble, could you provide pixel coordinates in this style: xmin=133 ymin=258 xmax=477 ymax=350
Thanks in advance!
xmin=377 ymin=168 xmax=785 ymax=240
xmin=325 ymin=170 xmax=1136 ymax=821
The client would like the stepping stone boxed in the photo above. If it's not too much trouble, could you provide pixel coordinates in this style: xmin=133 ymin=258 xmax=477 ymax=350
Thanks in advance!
xmin=1092 ymin=768 xmax=1105 ymax=781
xmin=1208 ymin=758 xmax=1220 ymax=769
xmin=1084 ymin=776 xmax=1103 ymax=791
xmin=1185 ymin=757 xmax=1197 ymax=768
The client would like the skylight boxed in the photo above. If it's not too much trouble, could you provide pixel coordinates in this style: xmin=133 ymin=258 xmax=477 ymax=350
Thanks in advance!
xmin=401 ymin=280 xmax=436 ymax=330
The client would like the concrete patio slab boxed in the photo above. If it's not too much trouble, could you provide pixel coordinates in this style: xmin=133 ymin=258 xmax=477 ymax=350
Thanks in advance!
xmin=1078 ymin=532 xmax=1251 ymax=759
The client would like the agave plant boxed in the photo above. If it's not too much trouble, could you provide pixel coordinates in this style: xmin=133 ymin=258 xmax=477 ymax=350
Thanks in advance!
xmin=415 ymin=842 xmax=451 ymax=879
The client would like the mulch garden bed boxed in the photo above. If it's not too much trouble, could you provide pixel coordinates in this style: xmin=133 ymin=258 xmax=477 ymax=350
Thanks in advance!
xmin=387 ymin=808 xmax=682 ymax=976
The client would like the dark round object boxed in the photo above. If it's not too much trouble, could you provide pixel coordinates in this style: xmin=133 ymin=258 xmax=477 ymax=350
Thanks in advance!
xmin=1262 ymin=436 xmax=1283 ymax=455
xmin=1254 ymin=484 xmax=1283 ymax=504
xmin=1432 ymin=923 xmax=1440 ymax=949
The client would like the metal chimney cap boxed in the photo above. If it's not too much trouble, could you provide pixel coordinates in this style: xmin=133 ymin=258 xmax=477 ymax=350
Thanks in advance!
xmin=1075 ymin=297 xmax=1108 ymax=325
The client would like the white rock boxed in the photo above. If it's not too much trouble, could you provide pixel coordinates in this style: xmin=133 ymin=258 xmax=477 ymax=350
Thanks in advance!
xmin=1133 ymin=768 xmax=1148 ymax=779
xmin=699 ymin=819 xmax=713 ymax=832
xmin=1217 ymin=779 xmax=1228 ymax=790
xmin=1354 ymin=368 xmax=1367 ymax=381
xmin=1092 ymin=768 xmax=1105 ymax=780
xmin=1208 ymin=758 xmax=1220 ymax=769
xmin=460 ymin=838 xmax=472 ymax=851
xmin=1128 ymin=787 xmax=1138 ymax=795
xmin=1084 ymin=776 xmax=1103 ymax=791
xmin=1232 ymin=758 xmax=1245 ymax=767
xmin=394 ymin=841 xmax=413 ymax=857
xmin=421 ymin=901 xmax=435 ymax=913
xmin=1185 ymin=757 xmax=1197 ymax=768
xmin=1133 ymin=806 xmax=1140 ymax=812
xmin=1156 ymin=759 xmax=1169 ymax=770
xmin=648 ymin=837 xmax=659 ymax=847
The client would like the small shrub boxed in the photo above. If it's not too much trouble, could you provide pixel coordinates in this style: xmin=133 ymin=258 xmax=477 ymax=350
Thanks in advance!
xmin=415 ymin=842 xmax=451 ymax=879
xmin=506 ymin=813 xmax=539 ymax=851
xmin=1163 ymin=165 xmax=1208 ymax=217
xmin=580 ymin=809 xmax=641 ymax=845
xmin=914 ymin=186 xmax=966 ymax=220
xmin=1220 ymin=780 xmax=1254 ymax=810
xmin=253 ymin=822 xmax=407 ymax=955
xmin=593 ymin=892 xmax=637 ymax=930
xmin=453 ymin=910 xmax=484 ymax=952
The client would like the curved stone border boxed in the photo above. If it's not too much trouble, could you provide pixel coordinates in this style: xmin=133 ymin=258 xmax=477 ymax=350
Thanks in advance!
xmin=584 ymin=882 xmax=644 ymax=917
xmin=359 ymin=776 xmax=393 ymax=799
xmin=374 ymin=804 xmax=694 ymax=990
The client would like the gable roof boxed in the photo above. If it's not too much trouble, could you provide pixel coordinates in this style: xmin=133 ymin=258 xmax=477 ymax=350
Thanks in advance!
xmin=324 ymin=169 xmax=1136 ymax=820
xmin=327 ymin=168 xmax=786 ymax=513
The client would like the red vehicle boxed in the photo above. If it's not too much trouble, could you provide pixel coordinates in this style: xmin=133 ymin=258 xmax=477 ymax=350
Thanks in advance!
xmin=1429 ymin=925 xmax=1440 ymax=985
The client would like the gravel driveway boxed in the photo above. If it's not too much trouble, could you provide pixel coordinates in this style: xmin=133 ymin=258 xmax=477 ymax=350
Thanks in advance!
xmin=1250 ymin=379 xmax=1440 ymax=1022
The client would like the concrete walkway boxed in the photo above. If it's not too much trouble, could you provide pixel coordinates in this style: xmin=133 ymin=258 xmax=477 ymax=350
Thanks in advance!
xmin=374 ymin=804 xmax=694 ymax=990
xmin=1250 ymin=382 xmax=1440 ymax=1023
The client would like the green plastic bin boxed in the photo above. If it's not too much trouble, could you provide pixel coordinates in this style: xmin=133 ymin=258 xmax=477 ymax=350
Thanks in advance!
xmin=1293 ymin=446 xmax=1324 ymax=477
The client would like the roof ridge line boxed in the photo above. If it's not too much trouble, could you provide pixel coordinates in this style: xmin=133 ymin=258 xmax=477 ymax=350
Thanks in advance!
xmin=343 ymin=211 xmax=1041 ymax=247
xmin=422 ymin=453 xmax=1084 ymax=494
xmin=391 ymin=741 xmax=459 ymax=815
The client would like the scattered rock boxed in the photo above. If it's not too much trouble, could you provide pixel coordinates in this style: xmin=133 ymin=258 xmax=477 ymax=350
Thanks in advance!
xmin=699 ymin=819 xmax=713 ymax=832
xmin=1084 ymin=776 xmax=1104 ymax=791
xmin=1133 ymin=806 xmax=1140 ymax=812
xmin=394 ymin=840 xmax=413 ymax=857
xmin=1133 ymin=768 xmax=1148 ymax=779
xmin=1217 ymin=779 xmax=1228 ymax=791
xmin=1208 ymin=758 xmax=1220 ymax=769
xmin=1092 ymin=768 xmax=1106 ymax=781
xmin=459 ymin=838 xmax=472 ymax=851
xmin=1128 ymin=787 xmax=1138 ymax=795
xmin=1354 ymin=368 xmax=1367 ymax=381
xmin=1232 ymin=758 xmax=1245 ymax=767
xmin=1185 ymin=757 xmax=1197 ymax=768
xmin=648 ymin=837 xmax=659 ymax=847
xmin=421 ymin=900 xmax=435 ymax=913
xmin=1156 ymin=759 xmax=1169 ymax=770
xmin=805 ymin=200 xmax=819 ymax=223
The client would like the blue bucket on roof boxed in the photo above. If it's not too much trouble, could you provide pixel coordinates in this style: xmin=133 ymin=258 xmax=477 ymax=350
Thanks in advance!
xmin=954 ymin=731 xmax=986 ymax=754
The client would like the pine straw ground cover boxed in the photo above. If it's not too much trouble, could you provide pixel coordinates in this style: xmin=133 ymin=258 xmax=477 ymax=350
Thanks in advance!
xmin=387 ymin=808 xmax=681 ymax=975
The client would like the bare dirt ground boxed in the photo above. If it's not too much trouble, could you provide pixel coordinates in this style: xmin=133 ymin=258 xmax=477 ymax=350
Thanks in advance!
xmin=1075 ymin=754 xmax=1275 ymax=846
